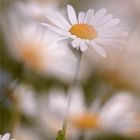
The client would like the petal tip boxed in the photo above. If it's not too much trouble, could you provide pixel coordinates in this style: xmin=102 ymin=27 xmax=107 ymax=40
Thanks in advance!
xmin=67 ymin=5 xmax=73 ymax=9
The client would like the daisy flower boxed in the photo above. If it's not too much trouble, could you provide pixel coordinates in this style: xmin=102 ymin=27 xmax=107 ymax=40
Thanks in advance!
xmin=10 ymin=82 xmax=38 ymax=118
xmin=99 ymin=92 xmax=140 ymax=134
xmin=38 ymin=89 xmax=140 ymax=139
xmin=42 ymin=5 xmax=128 ymax=57
xmin=0 ymin=133 xmax=15 ymax=140
xmin=3 ymin=16 xmax=76 ymax=82
xmin=13 ymin=1 xmax=57 ymax=22
xmin=95 ymin=26 xmax=140 ymax=91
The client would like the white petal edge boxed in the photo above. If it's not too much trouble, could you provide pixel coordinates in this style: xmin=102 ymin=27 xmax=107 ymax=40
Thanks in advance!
xmin=46 ymin=13 xmax=68 ymax=30
xmin=84 ymin=9 xmax=94 ymax=24
xmin=71 ymin=38 xmax=81 ymax=48
xmin=1 ymin=133 xmax=10 ymax=140
xmin=87 ymin=40 xmax=107 ymax=57
xmin=97 ymin=18 xmax=120 ymax=30
xmin=41 ymin=23 xmax=69 ymax=36
xmin=55 ymin=36 xmax=69 ymax=43
xmin=78 ymin=12 xmax=85 ymax=23
xmin=80 ymin=39 xmax=88 ymax=51
xmin=98 ymin=30 xmax=128 ymax=38
xmin=91 ymin=9 xmax=107 ymax=26
xmin=54 ymin=11 xmax=71 ymax=29
xmin=67 ymin=5 xmax=78 ymax=25
xmin=95 ymin=37 xmax=126 ymax=49
xmin=89 ymin=8 xmax=107 ymax=24
xmin=69 ymin=34 xmax=77 ymax=39
xmin=96 ymin=14 xmax=113 ymax=27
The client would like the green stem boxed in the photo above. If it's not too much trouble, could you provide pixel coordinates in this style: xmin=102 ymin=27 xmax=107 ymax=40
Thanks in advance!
xmin=62 ymin=49 xmax=83 ymax=138
xmin=73 ymin=50 xmax=82 ymax=85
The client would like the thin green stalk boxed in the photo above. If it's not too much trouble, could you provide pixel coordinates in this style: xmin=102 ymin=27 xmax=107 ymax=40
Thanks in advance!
xmin=62 ymin=49 xmax=83 ymax=138
xmin=56 ymin=47 xmax=83 ymax=140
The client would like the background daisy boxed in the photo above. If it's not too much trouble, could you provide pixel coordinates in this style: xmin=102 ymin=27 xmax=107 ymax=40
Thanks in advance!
xmin=37 ymin=87 xmax=140 ymax=139
xmin=2 ymin=16 xmax=76 ymax=83
xmin=13 ymin=0 xmax=58 ymax=22
xmin=9 ymin=82 xmax=38 ymax=118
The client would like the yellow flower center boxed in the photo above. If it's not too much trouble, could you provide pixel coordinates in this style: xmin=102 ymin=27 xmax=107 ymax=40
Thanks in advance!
xmin=69 ymin=24 xmax=97 ymax=40
xmin=71 ymin=113 xmax=99 ymax=130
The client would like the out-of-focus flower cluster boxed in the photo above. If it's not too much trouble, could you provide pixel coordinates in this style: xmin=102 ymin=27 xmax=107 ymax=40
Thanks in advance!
xmin=0 ymin=0 xmax=140 ymax=140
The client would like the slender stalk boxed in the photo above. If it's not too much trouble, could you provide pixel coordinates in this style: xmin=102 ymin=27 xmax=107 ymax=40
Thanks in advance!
xmin=62 ymin=49 xmax=83 ymax=138
xmin=62 ymin=93 xmax=72 ymax=137
xmin=73 ymin=50 xmax=82 ymax=85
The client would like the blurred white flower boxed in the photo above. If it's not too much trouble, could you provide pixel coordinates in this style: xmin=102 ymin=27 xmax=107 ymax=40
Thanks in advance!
xmin=42 ymin=5 xmax=127 ymax=57
xmin=99 ymin=92 xmax=140 ymax=136
xmin=38 ymin=88 xmax=140 ymax=139
xmin=0 ymin=133 xmax=15 ymax=140
xmin=4 ymin=21 xmax=76 ymax=83
xmin=95 ymin=25 xmax=140 ymax=91
xmin=10 ymin=83 xmax=38 ymax=118
xmin=38 ymin=87 xmax=86 ymax=140
xmin=13 ymin=0 xmax=58 ymax=22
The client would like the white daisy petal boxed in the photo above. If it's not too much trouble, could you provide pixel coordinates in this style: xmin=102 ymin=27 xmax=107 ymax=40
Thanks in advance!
xmin=95 ymin=37 xmax=126 ymax=49
xmin=80 ymin=40 xmax=88 ymax=51
xmin=41 ymin=23 xmax=69 ymax=36
xmin=99 ymin=30 xmax=128 ymax=38
xmin=71 ymin=38 xmax=81 ymax=48
xmin=95 ymin=37 xmax=112 ymax=45
xmin=96 ymin=14 xmax=113 ymax=27
xmin=109 ymin=44 xmax=123 ymax=50
xmin=54 ymin=11 xmax=71 ymax=29
xmin=55 ymin=37 xmax=69 ymax=43
xmin=67 ymin=5 xmax=78 ymax=25
xmin=89 ymin=8 xmax=107 ymax=24
xmin=84 ymin=9 xmax=94 ymax=24
xmin=98 ymin=27 xmax=120 ymax=32
xmin=91 ymin=9 xmax=107 ymax=26
xmin=97 ymin=18 xmax=120 ymax=30
xmin=78 ymin=12 xmax=85 ymax=23
xmin=1 ymin=133 xmax=10 ymax=140
xmin=87 ymin=40 xmax=107 ymax=57
xmin=46 ymin=13 xmax=68 ymax=30
xmin=70 ymin=34 xmax=77 ymax=39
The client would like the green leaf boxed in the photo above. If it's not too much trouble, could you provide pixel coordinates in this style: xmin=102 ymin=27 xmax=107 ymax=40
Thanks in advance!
xmin=56 ymin=130 xmax=65 ymax=140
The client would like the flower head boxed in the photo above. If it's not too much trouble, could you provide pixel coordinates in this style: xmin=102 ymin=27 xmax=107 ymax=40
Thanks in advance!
xmin=3 ymin=18 xmax=76 ymax=82
xmin=39 ymin=89 xmax=140 ymax=139
xmin=42 ymin=5 xmax=128 ymax=57
xmin=12 ymin=1 xmax=58 ymax=22
xmin=10 ymin=82 xmax=38 ymax=118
